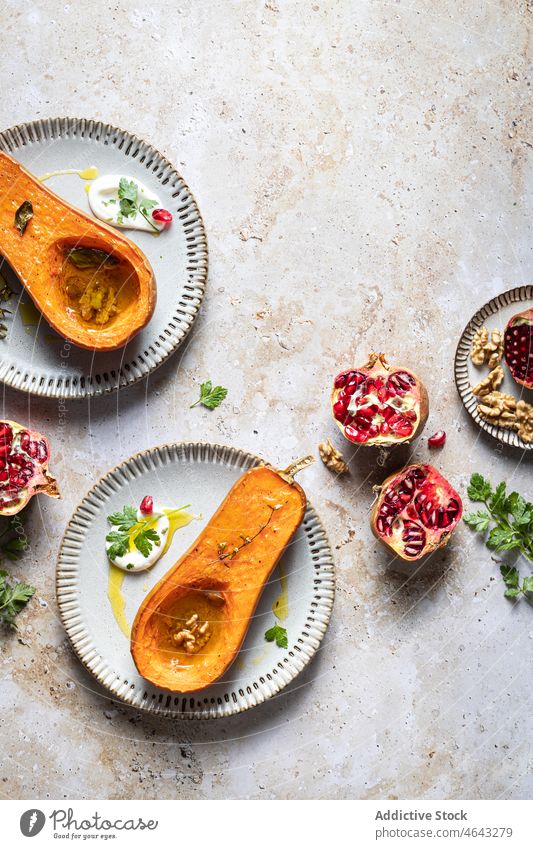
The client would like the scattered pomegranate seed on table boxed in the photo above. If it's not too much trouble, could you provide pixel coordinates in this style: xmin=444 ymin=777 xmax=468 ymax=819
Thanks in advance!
xmin=428 ymin=430 xmax=446 ymax=448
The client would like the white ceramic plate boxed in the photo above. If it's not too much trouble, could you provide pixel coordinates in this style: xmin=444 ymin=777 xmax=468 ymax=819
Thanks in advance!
xmin=0 ymin=117 xmax=207 ymax=398
xmin=56 ymin=443 xmax=335 ymax=719
xmin=454 ymin=286 xmax=533 ymax=451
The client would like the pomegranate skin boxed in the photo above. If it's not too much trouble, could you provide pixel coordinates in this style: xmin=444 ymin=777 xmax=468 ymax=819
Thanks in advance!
xmin=331 ymin=352 xmax=428 ymax=447
xmin=0 ymin=419 xmax=59 ymax=516
xmin=371 ymin=463 xmax=462 ymax=562
xmin=504 ymin=307 xmax=533 ymax=390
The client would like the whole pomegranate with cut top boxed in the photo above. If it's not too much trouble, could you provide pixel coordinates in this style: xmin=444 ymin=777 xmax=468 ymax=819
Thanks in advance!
xmin=371 ymin=464 xmax=462 ymax=561
xmin=331 ymin=353 xmax=428 ymax=446
xmin=0 ymin=420 xmax=59 ymax=515
xmin=504 ymin=307 xmax=533 ymax=389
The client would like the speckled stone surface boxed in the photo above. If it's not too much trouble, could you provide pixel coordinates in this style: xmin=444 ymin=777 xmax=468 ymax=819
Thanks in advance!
xmin=1 ymin=0 xmax=532 ymax=800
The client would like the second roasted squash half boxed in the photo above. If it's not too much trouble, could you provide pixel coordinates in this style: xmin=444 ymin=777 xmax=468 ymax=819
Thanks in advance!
xmin=131 ymin=460 xmax=312 ymax=693
xmin=0 ymin=150 xmax=156 ymax=351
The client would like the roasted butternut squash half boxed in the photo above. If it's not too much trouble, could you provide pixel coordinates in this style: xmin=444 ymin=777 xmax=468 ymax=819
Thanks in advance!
xmin=0 ymin=150 xmax=156 ymax=351
xmin=131 ymin=460 xmax=313 ymax=693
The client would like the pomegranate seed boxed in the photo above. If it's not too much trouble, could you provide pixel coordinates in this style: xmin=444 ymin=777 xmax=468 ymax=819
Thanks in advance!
xmin=344 ymin=424 xmax=368 ymax=443
xmin=334 ymin=372 xmax=348 ymax=389
xmin=333 ymin=400 xmax=347 ymax=420
xmin=152 ymin=208 xmax=173 ymax=225
xmin=428 ymin=430 xmax=446 ymax=449
xmin=140 ymin=495 xmax=153 ymax=514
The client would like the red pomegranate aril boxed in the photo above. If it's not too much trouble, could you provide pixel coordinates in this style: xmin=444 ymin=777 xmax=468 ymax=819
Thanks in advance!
xmin=333 ymin=400 xmax=347 ymax=420
xmin=428 ymin=430 xmax=446 ymax=449
xmin=140 ymin=495 xmax=153 ymax=514
xmin=371 ymin=463 xmax=462 ymax=561
xmin=152 ymin=208 xmax=173 ymax=225
xmin=344 ymin=424 xmax=368 ymax=443
xmin=334 ymin=372 xmax=348 ymax=389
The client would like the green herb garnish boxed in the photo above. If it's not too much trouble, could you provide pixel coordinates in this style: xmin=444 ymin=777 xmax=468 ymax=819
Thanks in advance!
xmin=464 ymin=473 xmax=533 ymax=602
xmin=106 ymin=504 xmax=161 ymax=561
xmin=0 ymin=570 xmax=35 ymax=626
xmin=264 ymin=622 xmax=288 ymax=649
xmin=117 ymin=178 xmax=158 ymax=232
xmin=15 ymin=200 xmax=33 ymax=235
xmin=500 ymin=564 xmax=533 ymax=599
xmin=66 ymin=248 xmax=118 ymax=268
xmin=190 ymin=380 xmax=228 ymax=411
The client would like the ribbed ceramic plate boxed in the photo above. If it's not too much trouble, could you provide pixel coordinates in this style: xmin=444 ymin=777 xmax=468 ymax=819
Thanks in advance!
xmin=0 ymin=117 xmax=207 ymax=398
xmin=56 ymin=443 xmax=335 ymax=719
xmin=454 ymin=286 xmax=533 ymax=450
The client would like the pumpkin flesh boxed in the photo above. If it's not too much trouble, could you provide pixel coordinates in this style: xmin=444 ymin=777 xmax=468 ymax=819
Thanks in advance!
xmin=131 ymin=465 xmax=307 ymax=693
xmin=0 ymin=151 xmax=156 ymax=351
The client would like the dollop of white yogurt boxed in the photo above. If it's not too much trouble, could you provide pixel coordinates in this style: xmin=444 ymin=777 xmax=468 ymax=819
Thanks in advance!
xmin=106 ymin=502 xmax=169 ymax=572
xmin=88 ymin=175 xmax=165 ymax=232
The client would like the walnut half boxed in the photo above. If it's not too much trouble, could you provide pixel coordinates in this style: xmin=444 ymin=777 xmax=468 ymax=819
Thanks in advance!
xmin=470 ymin=326 xmax=504 ymax=368
xmin=318 ymin=439 xmax=349 ymax=474
xmin=472 ymin=365 xmax=504 ymax=397
xmin=476 ymin=391 xmax=533 ymax=443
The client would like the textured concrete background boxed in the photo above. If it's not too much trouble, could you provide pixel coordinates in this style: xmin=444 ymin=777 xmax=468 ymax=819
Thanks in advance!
xmin=1 ymin=0 xmax=532 ymax=800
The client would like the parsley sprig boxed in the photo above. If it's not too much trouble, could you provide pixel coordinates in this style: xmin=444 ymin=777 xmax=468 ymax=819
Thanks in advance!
xmin=0 ymin=513 xmax=33 ymax=627
xmin=264 ymin=622 xmax=288 ymax=649
xmin=106 ymin=504 xmax=190 ymax=564
xmin=464 ymin=473 xmax=533 ymax=601
xmin=0 ymin=571 xmax=35 ymax=626
xmin=190 ymin=380 xmax=228 ymax=410
xmin=464 ymin=474 xmax=533 ymax=560
xmin=117 ymin=178 xmax=158 ymax=232
xmin=106 ymin=505 xmax=161 ymax=562
xmin=500 ymin=564 xmax=533 ymax=600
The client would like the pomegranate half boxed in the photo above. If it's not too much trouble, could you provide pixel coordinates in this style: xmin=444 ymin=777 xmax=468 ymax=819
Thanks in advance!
xmin=331 ymin=353 xmax=428 ymax=446
xmin=504 ymin=307 xmax=533 ymax=389
xmin=371 ymin=464 xmax=462 ymax=561
xmin=0 ymin=420 xmax=59 ymax=515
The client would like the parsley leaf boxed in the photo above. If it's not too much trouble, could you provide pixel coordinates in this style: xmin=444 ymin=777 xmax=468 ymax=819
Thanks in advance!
xmin=107 ymin=505 xmax=138 ymax=531
xmin=463 ymin=510 xmax=491 ymax=532
xmin=0 ymin=570 xmax=35 ymax=626
xmin=264 ymin=622 xmax=288 ymax=649
xmin=467 ymin=473 xmax=492 ymax=502
xmin=134 ymin=528 xmax=160 ymax=558
xmin=190 ymin=380 xmax=228 ymax=410
xmin=465 ymin=474 xmax=533 ymax=604
xmin=117 ymin=178 xmax=159 ymax=232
